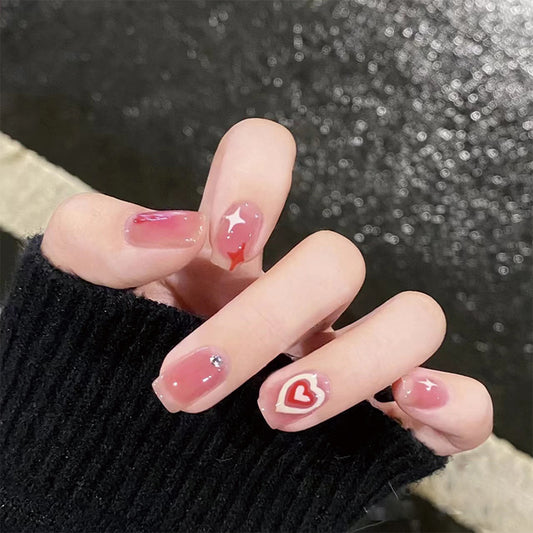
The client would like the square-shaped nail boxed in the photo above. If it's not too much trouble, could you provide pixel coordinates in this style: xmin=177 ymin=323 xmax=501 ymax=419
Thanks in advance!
xmin=152 ymin=347 xmax=228 ymax=412
xmin=393 ymin=374 xmax=448 ymax=409
xmin=213 ymin=201 xmax=262 ymax=270
xmin=257 ymin=372 xmax=330 ymax=430
xmin=125 ymin=211 xmax=204 ymax=248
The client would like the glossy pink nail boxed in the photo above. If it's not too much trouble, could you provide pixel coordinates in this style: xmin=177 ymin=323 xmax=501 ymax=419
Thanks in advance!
xmin=394 ymin=373 xmax=449 ymax=409
xmin=125 ymin=211 xmax=204 ymax=248
xmin=257 ymin=372 xmax=330 ymax=430
xmin=214 ymin=201 xmax=262 ymax=271
xmin=152 ymin=347 xmax=228 ymax=412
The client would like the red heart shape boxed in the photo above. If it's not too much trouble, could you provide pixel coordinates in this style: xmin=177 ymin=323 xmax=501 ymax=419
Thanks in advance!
xmin=285 ymin=379 xmax=317 ymax=408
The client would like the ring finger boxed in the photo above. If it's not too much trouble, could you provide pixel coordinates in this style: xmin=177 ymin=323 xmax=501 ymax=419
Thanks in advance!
xmin=257 ymin=291 xmax=447 ymax=432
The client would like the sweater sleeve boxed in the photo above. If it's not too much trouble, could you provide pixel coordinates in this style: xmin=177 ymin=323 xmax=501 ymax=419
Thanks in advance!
xmin=0 ymin=235 xmax=447 ymax=533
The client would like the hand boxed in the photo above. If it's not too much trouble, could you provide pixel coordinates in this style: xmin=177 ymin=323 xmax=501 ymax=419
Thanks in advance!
xmin=42 ymin=118 xmax=493 ymax=455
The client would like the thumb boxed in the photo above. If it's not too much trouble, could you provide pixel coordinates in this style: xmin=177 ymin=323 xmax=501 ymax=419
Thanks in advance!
xmin=42 ymin=193 xmax=207 ymax=289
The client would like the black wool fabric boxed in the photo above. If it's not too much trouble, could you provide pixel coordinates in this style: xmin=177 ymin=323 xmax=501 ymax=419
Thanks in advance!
xmin=1 ymin=236 xmax=447 ymax=532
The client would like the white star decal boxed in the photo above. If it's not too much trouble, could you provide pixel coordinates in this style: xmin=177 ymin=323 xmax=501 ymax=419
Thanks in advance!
xmin=418 ymin=378 xmax=438 ymax=391
xmin=224 ymin=206 xmax=246 ymax=232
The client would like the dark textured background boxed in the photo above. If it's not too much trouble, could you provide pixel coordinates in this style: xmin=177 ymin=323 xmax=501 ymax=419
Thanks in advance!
xmin=1 ymin=0 xmax=531 ymax=531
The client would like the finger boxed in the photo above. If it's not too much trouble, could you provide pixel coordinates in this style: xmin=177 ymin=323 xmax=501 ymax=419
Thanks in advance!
xmin=42 ymin=192 xmax=207 ymax=288
xmin=257 ymin=291 xmax=446 ymax=431
xmin=380 ymin=368 xmax=493 ymax=455
xmin=199 ymin=118 xmax=296 ymax=272
xmin=151 ymin=231 xmax=366 ymax=413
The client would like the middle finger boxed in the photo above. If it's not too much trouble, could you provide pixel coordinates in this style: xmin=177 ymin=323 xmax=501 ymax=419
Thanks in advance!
xmin=199 ymin=118 xmax=296 ymax=273
xmin=152 ymin=231 xmax=365 ymax=413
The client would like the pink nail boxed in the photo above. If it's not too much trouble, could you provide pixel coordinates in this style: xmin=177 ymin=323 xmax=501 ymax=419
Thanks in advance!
xmin=394 ymin=373 xmax=448 ymax=409
xmin=152 ymin=347 xmax=228 ymax=412
xmin=214 ymin=202 xmax=262 ymax=271
xmin=125 ymin=211 xmax=204 ymax=248
xmin=257 ymin=372 xmax=330 ymax=430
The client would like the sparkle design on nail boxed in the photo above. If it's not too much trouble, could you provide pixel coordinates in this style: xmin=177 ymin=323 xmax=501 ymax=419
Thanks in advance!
xmin=224 ymin=206 xmax=246 ymax=232
xmin=275 ymin=373 xmax=326 ymax=414
xmin=227 ymin=242 xmax=246 ymax=271
xmin=215 ymin=202 xmax=262 ymax=271
xmin=418 ymin=378 xmax=438 ymax=391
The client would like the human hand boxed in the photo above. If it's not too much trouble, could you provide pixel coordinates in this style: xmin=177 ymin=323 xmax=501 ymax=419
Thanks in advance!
xmin=42 ymin=118 xmax=492 ymax=456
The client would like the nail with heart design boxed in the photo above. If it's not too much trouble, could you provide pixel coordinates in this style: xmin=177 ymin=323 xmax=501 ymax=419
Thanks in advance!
xmin=257 ymin=372 xmax=330 ymax=430
xmin=212 ymin=201 xmax=263 ymax=271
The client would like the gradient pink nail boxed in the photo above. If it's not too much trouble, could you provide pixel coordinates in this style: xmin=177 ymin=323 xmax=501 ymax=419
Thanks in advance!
xmin=393 ymin=373 xmax=448 ymax=409
xmin=125 ymin=210 xmax=204 ymax=248
xmin=257 ymin=372 xmax=330 ymax=430
xmin=214 ymin=202 xmax=262 ymax=271
xmin=152 ymin=347 xmax=227 ymax=412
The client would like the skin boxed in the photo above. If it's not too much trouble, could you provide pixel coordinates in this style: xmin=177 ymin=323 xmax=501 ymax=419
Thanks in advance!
xmin=42 ymin=118 xmax=493 ymax=456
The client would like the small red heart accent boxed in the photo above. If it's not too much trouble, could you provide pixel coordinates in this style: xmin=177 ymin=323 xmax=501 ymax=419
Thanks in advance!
xmin=285 ymin=379 xmax=317 ymax=408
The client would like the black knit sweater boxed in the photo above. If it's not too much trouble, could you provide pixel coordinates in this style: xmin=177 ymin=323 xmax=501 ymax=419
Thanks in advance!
xmin=1 ymin=236 xmax=447 ymax=532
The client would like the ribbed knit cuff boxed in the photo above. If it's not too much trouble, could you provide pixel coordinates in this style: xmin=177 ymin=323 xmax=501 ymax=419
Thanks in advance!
xmin=1 ymin=236 xmax=447 ymax=533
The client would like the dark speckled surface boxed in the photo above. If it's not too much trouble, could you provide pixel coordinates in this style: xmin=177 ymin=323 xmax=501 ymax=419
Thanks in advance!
xmin=1 ymin=1 xmax=532 ymax=530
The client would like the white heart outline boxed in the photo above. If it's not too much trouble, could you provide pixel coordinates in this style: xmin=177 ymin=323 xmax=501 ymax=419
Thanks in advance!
xmin=275 ymin=373 xmax=326 ymax=414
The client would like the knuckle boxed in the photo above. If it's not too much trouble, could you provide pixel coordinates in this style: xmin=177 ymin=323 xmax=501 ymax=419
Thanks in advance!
xmin=228 ymin=118 xmax=296 ymax=153
xmin=396 ymin=291 xmax=447 ymax=337
xmin=43 ymin=192 xmax=104 ymax=266
xmin=44 ymin=193 xmax=88 ymax=246
xmin=306 ymin=231 xmax=366 ymax=295
xmin=48 ymin=193 xmax=99 ymax=230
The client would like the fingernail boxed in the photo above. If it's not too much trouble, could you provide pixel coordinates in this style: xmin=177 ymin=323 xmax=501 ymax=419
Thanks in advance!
xmin=125 ymin=211 xmax=204 ymax=248
xmin=257 ymin=372 xmax=330 ymax=430
xmin=213 ymin=201 xmax=262 ymax=271
xmin=152 ymin=347 xmax=228 ymax=412
xmin=394 ymin=374 xmax=448 ymax=409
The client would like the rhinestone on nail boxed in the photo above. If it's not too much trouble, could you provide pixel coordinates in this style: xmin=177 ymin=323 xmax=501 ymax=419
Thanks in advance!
xmin=210 ymin=354 xmax=223 ymax=368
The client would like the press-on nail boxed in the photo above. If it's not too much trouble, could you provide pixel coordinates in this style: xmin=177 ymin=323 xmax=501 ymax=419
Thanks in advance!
xmin=257 ymin=372 xmax=330 ymax=430
xmin=125 ymin=211 xmax=204 ymax=248
xmin=394 ymin=374 xmax=448 ymax=409
xmin=214 ymin=201 xmax=262 ymax=270
xmin=152 ymin=347 xmax=228 ymax=412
